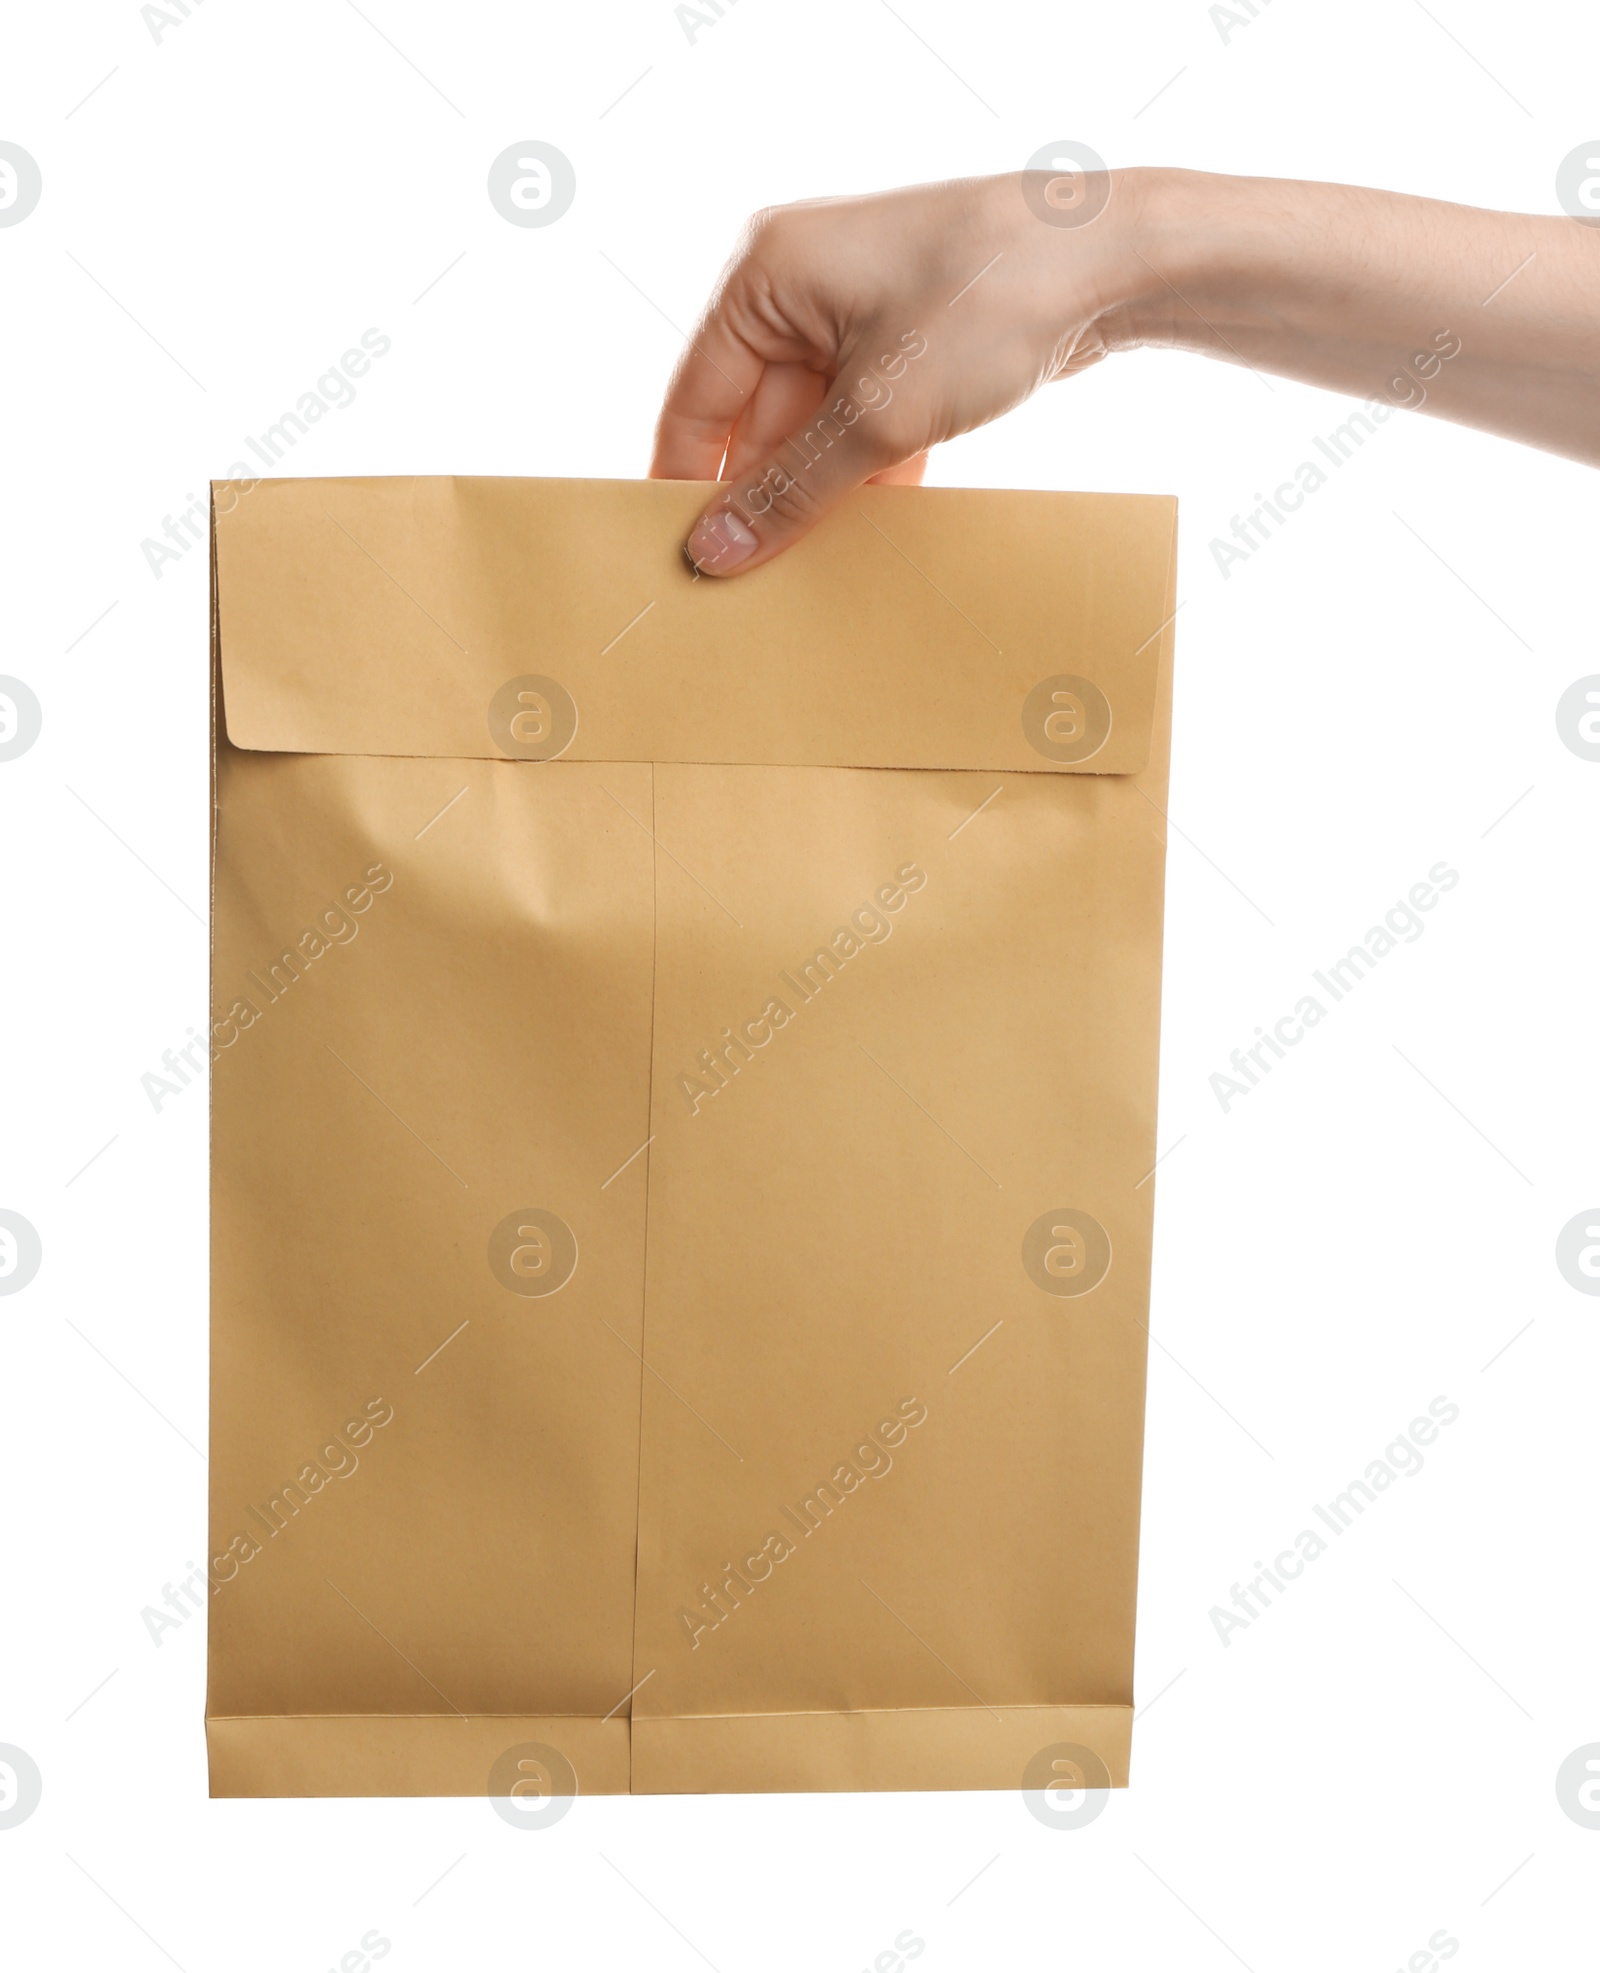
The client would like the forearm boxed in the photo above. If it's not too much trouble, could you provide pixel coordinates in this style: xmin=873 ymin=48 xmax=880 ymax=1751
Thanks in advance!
xmin=1096 ymin=168 xmax=1600 ymax=464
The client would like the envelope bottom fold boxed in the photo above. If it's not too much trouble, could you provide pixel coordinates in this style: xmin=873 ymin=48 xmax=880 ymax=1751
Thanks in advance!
xmin=205 ymin=1715 xmax=632 ymax=1798
xmin=629 ymin=1704 xmax=1132 ymax=1794
xmin=205 ymin=1705 xmax=1130 ymax=1796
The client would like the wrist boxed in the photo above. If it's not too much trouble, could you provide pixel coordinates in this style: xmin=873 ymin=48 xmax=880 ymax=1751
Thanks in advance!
xmin=1096 ymin=167 xmax=1217 ymax=350
xmin=987 ymin=165 xmax=1275 ymax=371
xmin=995 ymin=165 xmax=1218 ymax=362
xmin=1095 ymin=169 xmax=1394 ymax=358
xmin=1091 ymin=167 xmax=1278 ymax=354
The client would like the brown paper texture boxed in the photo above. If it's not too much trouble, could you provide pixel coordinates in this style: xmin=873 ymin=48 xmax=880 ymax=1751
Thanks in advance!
xmin=206 ymin=474 xmax=1177 ymax=1798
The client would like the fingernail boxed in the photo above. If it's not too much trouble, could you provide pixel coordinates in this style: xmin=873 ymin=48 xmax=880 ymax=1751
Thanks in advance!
xmin=685 ymin=507 xmax=757 ymax=574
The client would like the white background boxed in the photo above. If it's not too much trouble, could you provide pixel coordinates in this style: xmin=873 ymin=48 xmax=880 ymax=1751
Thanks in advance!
xmin=3 ymin=0 xmax=1598 ymax=1967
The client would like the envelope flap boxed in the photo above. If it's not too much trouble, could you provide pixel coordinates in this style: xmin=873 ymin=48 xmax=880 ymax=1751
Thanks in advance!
xmin=214 ymin=476 xmax=1176 ymax=774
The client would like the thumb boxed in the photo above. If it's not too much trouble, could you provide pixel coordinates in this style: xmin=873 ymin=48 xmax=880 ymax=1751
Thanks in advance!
xmin=684 ymin=387 xmax=907 ymax=577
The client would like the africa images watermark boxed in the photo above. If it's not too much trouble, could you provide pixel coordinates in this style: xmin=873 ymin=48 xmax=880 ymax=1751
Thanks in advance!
xmin=193 ymin=859 xmax=395 ymax=1078
xmin=143 ymin=1397 xmax=396 ymax=1637
xmin=675 ymin=0 xmax=745 ymax=44
xmin=1210 ymin=0 xmax=1282 ymax=44
xmin=141 ymin=0 xmax=214 ymax=44
xmin=1209 ymin=860 xmax=1459 ymax=1113
xmin=140 ymin=326 xmax=392 ymax=581
xmin=1208 ymin=331 xmax=1462 ymax=579
xmin=676 ymin=861 xmax=928 ymax=1114
xmin=678 ymin=1398 xmax=929 ymax=1647
xmin=1209 ymin=1396 xmax=1459 ymax=1646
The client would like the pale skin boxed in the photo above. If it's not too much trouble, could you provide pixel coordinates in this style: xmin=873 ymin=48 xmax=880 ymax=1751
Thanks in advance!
xmin=649 ymin=168 xmax=1600 ymax=575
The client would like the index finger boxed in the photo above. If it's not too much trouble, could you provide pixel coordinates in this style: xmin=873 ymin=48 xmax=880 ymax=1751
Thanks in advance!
xmin=648 ymin=307 xmax=764 ymax=481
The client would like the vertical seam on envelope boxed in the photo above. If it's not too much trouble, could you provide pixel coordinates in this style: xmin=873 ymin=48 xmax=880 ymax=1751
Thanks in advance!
xmin=624 ymin=760 xmax=660 ymax=1793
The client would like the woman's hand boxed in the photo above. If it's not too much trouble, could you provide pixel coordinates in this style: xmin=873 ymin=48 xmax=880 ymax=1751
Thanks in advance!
xmin=650 ymin=172 xmax=1141 ymax=575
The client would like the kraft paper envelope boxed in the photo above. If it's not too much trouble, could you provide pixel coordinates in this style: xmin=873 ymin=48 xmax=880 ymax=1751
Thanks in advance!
xmin=206 ymin=473 xmax=1178 ymax=1799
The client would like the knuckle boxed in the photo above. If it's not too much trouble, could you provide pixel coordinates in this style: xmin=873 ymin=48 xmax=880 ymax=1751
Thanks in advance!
xmin=767 ymin=469 xmax=826 ymax=527
xmin=742 ymin=203 xmax=791 ymax=255
xmin=736 ymin=459 xmax=825 ymax=531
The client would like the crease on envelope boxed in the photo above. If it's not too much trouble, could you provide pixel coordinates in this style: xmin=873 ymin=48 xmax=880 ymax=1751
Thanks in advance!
xmin=623 ymin=762 xmax=661 ymax=1769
